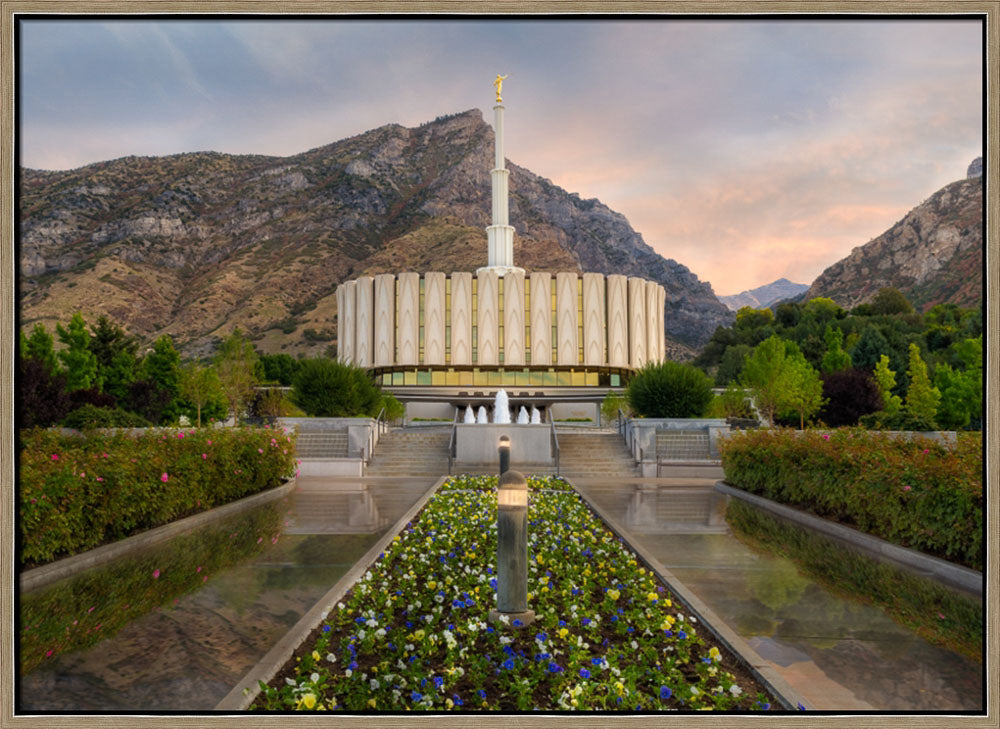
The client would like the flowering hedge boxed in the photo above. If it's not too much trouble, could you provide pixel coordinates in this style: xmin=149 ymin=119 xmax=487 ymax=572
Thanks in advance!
xmin=254 ymin=475 xmax=776 ymax=712
xmin=718 ymin=429 xmax=982 ymax=570
xmin=19 ymin=426 xmax=297 ymax=567
xmin=20 ymin=502 xmax=283 ymax=674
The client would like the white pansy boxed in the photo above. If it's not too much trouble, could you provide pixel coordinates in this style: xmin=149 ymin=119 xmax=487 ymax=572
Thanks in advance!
xmin=326 ymin=653 xmax=336 ymax=663
xmin=310 ymin=672 xmax=319 ymax=683
xmin=729 ymin=685 xmax=743 ymax=696
xmin=285 ymin=678 xmax=297 ymax=686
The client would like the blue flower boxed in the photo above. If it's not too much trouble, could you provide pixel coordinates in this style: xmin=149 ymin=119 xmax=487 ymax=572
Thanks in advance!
xmin=757 ymin=701 xmax=771 ymax=710
xmin=663 ymin=630 xmax=673 ymax=637
xmin=411 ymin=691 xmax=422 ymax=702
xmin=503 ymin=658 xmax=514 ymax=670
xmin=660 ymin=686 xmax=672 ymax=699
xmin=322 ymin=625 xmax=331 ymax=633
xmin=354 ymin=617 xmax=366 ymax=624
xmin=798 ymin=703 xmax=806 ymax=711
xmin=547 ymin=662 xmax=563 ymax=673
xmin=453 ymin=694 xmax=464 ymax=706
xmin=591 ymin=658 xmax=602 ymax=666
xmin=702 ymin=656 xmax=713 ymax=664
xmin=536 ymin=632 xmax=548 ymax=642
xmin=678 ymin=630 xmax=687 ymax=640
xmin=477 ymin=689 xmax=487 ymax=699
xmin=513 ymin=619 xmax=523 ymax=627
xmin=579 ymin=668 xmax=591 ymax=678
xmin=489 ymin=578 xmax=498 ymax=589
xmin=582 ymin=617 xmax=591 ymax=626
xmin=348 ymin=661 xmax=358 ymax=671
xmin=558 ymin=620 xmax=566 ymax=627
xmin=433 ymin=676 xmax=444 ymax=688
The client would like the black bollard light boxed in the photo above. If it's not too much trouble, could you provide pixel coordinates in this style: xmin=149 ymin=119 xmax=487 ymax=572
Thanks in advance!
xmin=489 ymin=469 xmax=535 ymax=628
xmin=498 ymin=434 xmax=511 ymax=476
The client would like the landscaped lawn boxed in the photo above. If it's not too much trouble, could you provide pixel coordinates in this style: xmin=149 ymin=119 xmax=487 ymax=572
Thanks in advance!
xmin=254 ymin=475 xmax=778 ymax=712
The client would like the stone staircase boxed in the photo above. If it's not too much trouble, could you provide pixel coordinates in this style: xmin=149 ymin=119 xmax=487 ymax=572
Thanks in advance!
xmin=366 ymin=427 xmax=452 ymax=477
xmin=296 ymin=431 xmax=350 ymax=459
xmin=556 ymin=431 xmax=641 ymax=479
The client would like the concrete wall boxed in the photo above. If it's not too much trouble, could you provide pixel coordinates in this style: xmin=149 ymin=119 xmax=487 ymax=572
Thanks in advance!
xmin=550 ymin=402 xmax=598 ymax=422
xmin=455 ymin=423 xmax=553 ymax=465
xmin=405 ymin=401 xmax=456 ymax=421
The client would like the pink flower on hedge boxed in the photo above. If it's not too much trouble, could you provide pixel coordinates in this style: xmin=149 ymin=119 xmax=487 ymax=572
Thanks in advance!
xmin=821 ymin=434 xmax=830 ymax=441
xmin=161 ymin=473 xmax=169 ymax=482
xmin=922 ymin=449 xmax=930 ymax=454
xmin=203 ymin=575 xmax=208 ymax=582
xmin=177 ymin=432 xmax=185 ymax=439
xmin=153 ymin=569 xmax=160 ymax=579
xmin=207 ymin=440 xmax=212 ymax=446
xmin=196 ymin=566 xmax=202 ymax=573
xmin=903 ymin=485 xmax=912 ymax=492
xmin=46 ymin=649 xmax=53 ymax=658
xmin=202 ymin=453 xmax=208 ymax=459
xmin=80 ymin=472 xmax=86 ymax=478
xmin=51 ymin=454 xmax=59 ymax=461
xmin=258 ymin=448 xmax=264 ymax=454
xmin=96 ymin=477 xmax=103 ymax=482
xmin=102 ymin=453 xmax=109 ymax=459
xmin=257 ymin=537 xmax=263 ymax=544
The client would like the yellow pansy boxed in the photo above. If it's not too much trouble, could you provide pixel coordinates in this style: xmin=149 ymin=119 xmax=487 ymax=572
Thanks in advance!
xmin=300 ymin=693 xmax=316 ymax=709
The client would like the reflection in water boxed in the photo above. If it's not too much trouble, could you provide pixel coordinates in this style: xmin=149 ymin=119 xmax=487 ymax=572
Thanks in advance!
xmin=19 ymin=477 xmax=431 ymax=711
xmin=624 ymin=484 xmax=727 ymax=534
xmin=576 ymin=480 xmax=983 ymax=711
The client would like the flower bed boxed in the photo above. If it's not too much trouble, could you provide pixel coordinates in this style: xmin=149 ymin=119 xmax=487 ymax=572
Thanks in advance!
xmin=254 ymin=475 xmax=776 ymax=712
xmin=19 ymin=426 xmax=297 ymax=567
xmin=718 ymin=429 xmax=982 ymax=570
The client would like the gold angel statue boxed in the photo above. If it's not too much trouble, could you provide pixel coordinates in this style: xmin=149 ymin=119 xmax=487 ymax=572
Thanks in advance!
xmin=494 ymin=74 xmax=508 ymax=103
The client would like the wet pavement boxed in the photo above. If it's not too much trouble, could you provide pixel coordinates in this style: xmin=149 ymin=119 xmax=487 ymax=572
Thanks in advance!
xmin=572 ymin=478 xmax=984 ymax=711
xmin=18 ymin=476 xmax=434 ymax=711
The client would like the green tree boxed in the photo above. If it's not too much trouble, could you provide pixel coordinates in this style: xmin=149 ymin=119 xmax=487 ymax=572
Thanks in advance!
xmin=292 ymin=358 xmax=381 ymax=417
xmin=904 ymin=343 xmax=941 ymax=427
xmin=715 ymin=344 xmax=752 ymax=386
xmin=89 ymin=315 xmax=140 ymax=402
xmin=801 ymin=297 xmax=842 ymax=324
xmin=780 ymin=353 xmax=825 ymax=429
xmin=178 ymin=361 xmax=225 ymax=427
xmin=934 ymin=336 xmax=982 ymax=430
xmin=600 ymin=391 xmax=630 ymax=424
xmin=820 ymin=325 xmax=852 ymax=374
xmin=56 ymin=312 xmax=99 ymax=391
xmin=24 ymin=323 xmax=59 ymax=374
xmin=873 ymin=355 xmax=902 ymax=415
xmin=870 ymin=287 xmax=914 ymax=316
xmin=142 ymin=335 xmax=182 ymax=423
xmin=625 ymin=360 xmax=714 ymax=418
xmin=740 ymin=335 xmax=793 ymax=427
xmin=215 ymin=329 xmax=260 ymax=424
xmin=850 ymin=325 xmax=890 ymax=371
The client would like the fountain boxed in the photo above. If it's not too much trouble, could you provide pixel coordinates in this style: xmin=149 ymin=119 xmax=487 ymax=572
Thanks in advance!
xmin=530 ymin=406 xmax=541 ymax=424
xmin=464 ymin=406 xmax=476 ymax=423
xmin=476 ymin=406 xmax=488 ymax=424
xmin=493 ymin=389 xmax=511 ymax=424
xmin=516 ymin=406 xmax=529 ymax=424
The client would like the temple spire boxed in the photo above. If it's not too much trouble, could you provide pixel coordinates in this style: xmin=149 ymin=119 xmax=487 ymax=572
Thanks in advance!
xmin=479 ymin=75 xmax=523 ymax=277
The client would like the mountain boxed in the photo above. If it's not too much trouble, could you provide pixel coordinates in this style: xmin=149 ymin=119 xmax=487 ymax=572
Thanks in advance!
xmin=19 ymin=109 xmax=732 ymax=360
xmin=719 ymin=278 xmax=809 ymax=311
xmin=802 ymin=175 xmax=983 ymax=312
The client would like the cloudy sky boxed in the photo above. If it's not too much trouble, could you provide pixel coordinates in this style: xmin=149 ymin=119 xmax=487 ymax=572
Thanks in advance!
xmin=18 ymin=17 xmax=983 ymax=296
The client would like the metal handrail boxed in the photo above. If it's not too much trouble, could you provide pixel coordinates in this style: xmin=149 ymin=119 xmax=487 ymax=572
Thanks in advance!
xmin=446 ymin=409 xmax=460 ymax=475
xmin=550 ymin=419 xmax=560 ymax=476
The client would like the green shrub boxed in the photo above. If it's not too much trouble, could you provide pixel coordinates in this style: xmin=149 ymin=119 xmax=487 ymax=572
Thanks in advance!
xmin=859 ymin=410 xmax=937 ymax=432
xmin=379 ymin=392 xmax=405 ymax=422
xmin=718 ymin=429 xmax=982 ymax=569
xmin=291 ymin=358 xmax=382 ymax=417
xmin=61 ymin=404 xmax=152 ymax=429
xmin=626 ymin=361 xmax=714 ymax=418
xmin=706 ymin=384 xmax=756 ymax=419
xmin=19 ymin=426 xmax=297 ymax=566
xmin=600 ymin=391 xmax=629 ymax=423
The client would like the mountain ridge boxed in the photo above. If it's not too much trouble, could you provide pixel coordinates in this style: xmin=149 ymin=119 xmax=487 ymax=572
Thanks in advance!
xmin=719 ymin=278 xmax=809 ymax=311
xmin=18 ymin=108 xmax=733 ymax=359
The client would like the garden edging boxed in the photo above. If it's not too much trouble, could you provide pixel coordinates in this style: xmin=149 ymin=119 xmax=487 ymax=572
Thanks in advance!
xmin=568 ymin=479 xmax=811 ymax=711
xmin=216 ymin=476 xmax=447 ymax=711
xmin=714 ymin=481 xmax=982 ymax=596
xmin=20 ymin=478 xmax=298 ymax=594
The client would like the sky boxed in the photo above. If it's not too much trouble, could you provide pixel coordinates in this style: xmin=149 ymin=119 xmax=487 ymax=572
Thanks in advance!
xmin=18 ymin=17 xmax=983 ymax=296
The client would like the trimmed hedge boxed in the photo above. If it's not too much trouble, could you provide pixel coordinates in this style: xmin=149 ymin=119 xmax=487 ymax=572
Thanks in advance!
xmin=62 ymin=404 xmax=153 ymax=429
xmin=19 ymin=426 xmax=297 ymax=567
xmin=718 ymin=429 xmax=982 ymax=570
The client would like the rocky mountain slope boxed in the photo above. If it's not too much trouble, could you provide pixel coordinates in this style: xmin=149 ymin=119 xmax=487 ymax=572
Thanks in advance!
xmin=803 ymin=175 xmax=983 ymax=312
xmin=719 ymin=278 xmax=809 ymax=311
xmin=19 ymin=109 xmax=732 ymax=359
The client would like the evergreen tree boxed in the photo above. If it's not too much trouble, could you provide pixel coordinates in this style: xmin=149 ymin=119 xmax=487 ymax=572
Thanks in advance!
xmin=142 ymin=335 xmax=182 ymax=423
xmin=25 ymin=322 xmax=59 ymax=374
xmin=873 ymin=355 xmax=902 ymax=414
xmin=870 ymin=287 xmax=913 ymax=315
xmin=904 ymin=343 xmax=941 ymax=427
xmin=850 ymin=325 xmax=890 ymax=371
xmin=820 ymin=325 xmax=852 ymax=374
xmin=56 ymin=313 xmax=99 ymax=391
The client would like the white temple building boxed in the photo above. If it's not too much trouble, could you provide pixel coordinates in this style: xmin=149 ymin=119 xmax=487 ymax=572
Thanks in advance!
xmin=336 ymin=79 xmax=666 ymax=421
